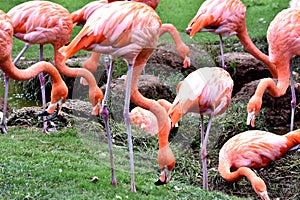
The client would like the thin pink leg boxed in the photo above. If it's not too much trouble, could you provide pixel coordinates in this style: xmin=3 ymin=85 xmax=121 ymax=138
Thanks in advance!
xmin=124 ymin=62 xmax=136 ymax=192
xmin=100 ymin=59 xmax=117 ymax=186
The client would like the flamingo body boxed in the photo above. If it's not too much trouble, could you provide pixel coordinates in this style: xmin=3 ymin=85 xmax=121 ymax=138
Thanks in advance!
xmin=7 ymin=1 xmax=72 ymax=49
xmin=130 ymin=106 xmax=159 ymax=135
xmin=219 ymin=129 xmax=300 ymax=199
xmin=186 ymin=0 xmax=246 ymax=38
xmin=169 ymin=67 xmax=233 ymax=126
xmin=61 ymin=1 xmax=161 ymax=61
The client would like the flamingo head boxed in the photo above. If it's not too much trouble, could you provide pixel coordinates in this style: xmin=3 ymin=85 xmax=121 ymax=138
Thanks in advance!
xmin=155 ymin=165 xmax=172 ymax=185
xmin=251 ymin=177 xmax=270 ymax=200
xmin=90 ymin=88 xmax=104 ymax=116
xmin=177 ymin=43 xmax=191 ymax=68
xmin=247 ymin=95 xmax=262 ymax=128
xmin=39 ymin=97 xmax=66 ymax=122
xmin=156 ymin=145 xmax=176 ymax=185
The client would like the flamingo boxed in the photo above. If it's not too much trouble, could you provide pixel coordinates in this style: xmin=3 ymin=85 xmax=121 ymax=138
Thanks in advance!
xmin=156 ymin=67 xmax=233 ymax=190
xmin=0 ymin=10 xmax=68 ymax=126
xmin=218 ymin=129 xmax=300 ymax=200
xmin=71 ymin=0 xmax=190 ymax=85
xmin=186 ymin=0 xmax=277 ymax=77
xmin=5 ymin=1 xmax=103 ymax=133
xmin=186 ymin=0 xmax=298 ymax=132
xmin=246 ymin=7 xmax=300 ymax=131
xmin=59 ymin=1 xmax=188 ymax=192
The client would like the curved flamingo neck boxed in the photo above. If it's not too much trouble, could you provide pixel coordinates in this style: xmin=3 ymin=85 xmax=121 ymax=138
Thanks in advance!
xmin=218 ymin=159 xmax=267 ymax=197
xmin=237 ymin=27 xmax=278 ymax=78
xmin=1 ymin=56 xmax=61 ymax=84
xmin=54 ymin=48 xmax=103 ymax=106
xmin=160 ymin=24 xmax=183 ymax=47
xmin=159 ymin=24 xmax=190 ymax=61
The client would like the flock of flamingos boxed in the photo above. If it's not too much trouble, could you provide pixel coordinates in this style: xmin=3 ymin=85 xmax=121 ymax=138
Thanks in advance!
xmin=1 ymin=0 xmax=300 ymax=199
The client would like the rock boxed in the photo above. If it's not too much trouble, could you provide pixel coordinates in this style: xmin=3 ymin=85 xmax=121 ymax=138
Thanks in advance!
xmin=7 ymin=99 xmax=99 ymax=129
xmin=216 ymin=52 xmax=273 ymax=95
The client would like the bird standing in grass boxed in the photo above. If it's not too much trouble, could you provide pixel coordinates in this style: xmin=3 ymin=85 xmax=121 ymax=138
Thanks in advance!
xmin=163 ymin=67 xmax=233 ymax=190
xmin=0 ymin=10 xmax=68 ymax=129
xmin=218 ymin=129 xmax=300 ymax=200
xmin=60 ymin=1 xmax=188 ymax=192
xmin=6 ymin=1 xmax=104 ymax=133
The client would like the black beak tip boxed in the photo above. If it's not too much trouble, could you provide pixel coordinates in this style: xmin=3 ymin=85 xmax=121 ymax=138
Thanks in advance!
xmin=185 ymin=28 xmax=191 ymax=35
xmin=38 ymin=110 xmax=50 ymax=117
xmin=154 ymin=179 xmax=166 ymax=186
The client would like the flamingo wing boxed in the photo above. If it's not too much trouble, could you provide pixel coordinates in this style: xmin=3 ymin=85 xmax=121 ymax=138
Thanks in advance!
xmin=187 ymin=0 xmax=246 ymax=38
xmin=60 ymin=1 xmax=161 ymax=61
xmin=7 ymin=1 xmax=72 ymax=45
xmin=221 ymin=130 xmax=288 ymax=170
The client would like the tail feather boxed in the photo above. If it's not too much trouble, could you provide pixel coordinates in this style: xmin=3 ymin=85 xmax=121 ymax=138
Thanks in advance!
xmin=285 ymin=129 xmax=300 ymax=149
xmin=59 ymin=25 xmax=100 ymax=61
xmin=188 ymin=14 xmax=214 ymax=38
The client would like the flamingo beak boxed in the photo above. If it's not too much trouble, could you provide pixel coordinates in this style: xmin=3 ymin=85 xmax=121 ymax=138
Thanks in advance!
xmin=154 ymin=165 xmax=171 ymax=186
xmin=247 ymin=110 xmax=255 ymax=128
xmin=92 ymin=100 xmax=102 ymax=116
xmin=38 ymin=104 xmax=60 ymax=122
xmin=38 ymin=98 xmax=64 ymax=121
xmin=185 ymin=27 xmax=191 ymax=35
xmin=259 ymin=191 xmax=270 ymax=200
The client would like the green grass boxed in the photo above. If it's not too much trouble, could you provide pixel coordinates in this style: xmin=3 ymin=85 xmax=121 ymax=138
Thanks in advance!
xmin=0 ymin=0 xmax=294 ymax=199
xmin=0 ymin=127 xmax=245 ymax=200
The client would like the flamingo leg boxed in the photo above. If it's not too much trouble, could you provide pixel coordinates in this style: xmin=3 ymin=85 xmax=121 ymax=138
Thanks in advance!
xmin=1 ymin=43 xmax=31 ymax=134
xmin=201 ymin=115 xmax=213 ymax=191
xmin=38 ymin=44 xmax=48 ymax=133
xmin=200 ymin=114 xmax=204 ymax=144
xmin=124 ymin=62 xmax=136 ymax=192
xmin=289 ymin=62 xmax=296 ymax=132
xmin=1 ymin=74 xmax=9 ymax=134
xmin=288 ymin=62 xmax=300 ymax=151
xmin=219 ymin=34 xmax=226 ymax=70
xmin=100 ymin=59 xmax=117 ymax=186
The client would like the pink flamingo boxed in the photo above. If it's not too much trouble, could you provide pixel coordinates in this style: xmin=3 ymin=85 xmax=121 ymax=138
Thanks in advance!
xmin=219 ymin=129 xmax=300 ymax=199
xmin=5 ymin=1 xmax=104 ymax=133
xmin=0 ymin=9 xmax=68 ymax=126
xmin=161 ymin=67 xmax=233 ymax=190
xmin=60 ymin=1 xmax=188 ymax=192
